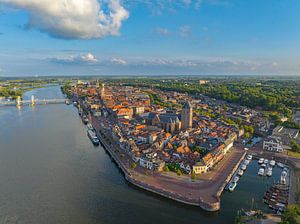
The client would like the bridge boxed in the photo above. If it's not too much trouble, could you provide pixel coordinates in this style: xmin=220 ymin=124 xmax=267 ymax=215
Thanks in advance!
xmin=0 ymin=95 xmax=69 ymax=107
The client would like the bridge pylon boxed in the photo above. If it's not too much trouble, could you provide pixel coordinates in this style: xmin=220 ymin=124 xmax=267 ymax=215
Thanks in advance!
xmin=31 ymin=95 xmax=35 ymax=106
xmin=16 ymin=96 xmax=21 ymax=107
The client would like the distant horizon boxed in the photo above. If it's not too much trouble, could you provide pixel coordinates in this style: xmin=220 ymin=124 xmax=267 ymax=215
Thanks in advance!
xmin=1 ymin=74 xmax=300 ymax=80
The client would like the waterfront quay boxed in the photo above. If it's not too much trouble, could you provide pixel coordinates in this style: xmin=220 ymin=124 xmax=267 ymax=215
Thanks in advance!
xmin=90 ymin=115 xmax=246 ymax=211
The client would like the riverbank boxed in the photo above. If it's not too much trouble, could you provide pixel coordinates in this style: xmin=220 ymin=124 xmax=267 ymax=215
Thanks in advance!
xmin=90 ymin=114 xmax=246 ymax=212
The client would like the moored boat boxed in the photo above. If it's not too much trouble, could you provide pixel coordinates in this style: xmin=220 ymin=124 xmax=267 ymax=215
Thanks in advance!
xmin=237 ymin=169 xmax=244 ymax=176
xmin=270 ymin=160 xmax=276 ymax=166
xmin=258 ymin=168 xmax=265 ymax=176
xmin=264 ymin=159 xmax=269 ymax=164
xmin=266 ymin=167 xmax=272 ymax=177
xmin=246 ymin=154 xmax=252 ymax=160
xmin=241 ymin=164 xmax=247 ymax=171
xmin=233 ymin=176 xmax=240 ymax=183
xmin=87 ymin=130 xmax=99 ymax=146
xmin=258 ymin=158 xmax=264 ymax=164
xmin=243 ymin=159 xmax=250 ymax=165
xmin=277 ymin=162 xmax=284 ymax=168
xmin=82 ymin=115 xmax=89 ymax=124
xmin=261 ymin=163 xmax=266 ymax=168
xmin=87 ymin=123 xmax=94 ymax=131
xmin=228 ymin=182 xmax=237 ymax=192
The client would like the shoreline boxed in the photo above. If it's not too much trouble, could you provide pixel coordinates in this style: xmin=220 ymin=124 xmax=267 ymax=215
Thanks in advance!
xmin=90 ymin=115 xmax=245 ymax=212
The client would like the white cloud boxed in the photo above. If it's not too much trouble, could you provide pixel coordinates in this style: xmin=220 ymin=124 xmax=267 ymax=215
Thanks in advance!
xmin=111 ymin=57 xmax=127 ymax=65
xmin=155 ymin=27 xmax=171 ymax=36
xmin=0 ymin=0 xmax=129 ymax=39
xmin=180 ymin=25 xmax=191 ymax=37
xmin=80 ymin=53 xmax=98 ymax=63
xmin=51 ymin=52 xmax=99 ymax=64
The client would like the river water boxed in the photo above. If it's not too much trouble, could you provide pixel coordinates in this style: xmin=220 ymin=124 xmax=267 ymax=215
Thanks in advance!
xmin=0 ymin=86 xmax=283 ymax=224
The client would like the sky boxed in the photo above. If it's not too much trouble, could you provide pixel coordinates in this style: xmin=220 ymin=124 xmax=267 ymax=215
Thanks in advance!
xmin=0 ymin=0 xmax=300 ymax=77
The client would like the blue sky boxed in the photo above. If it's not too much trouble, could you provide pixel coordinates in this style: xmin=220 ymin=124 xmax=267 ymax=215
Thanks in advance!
xmin=0 ymin=0 xmax=300 ymax=76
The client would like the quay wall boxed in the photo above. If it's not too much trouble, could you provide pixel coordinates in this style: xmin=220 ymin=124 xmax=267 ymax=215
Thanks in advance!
xmin=216 ymin=150 xmax=246 ymax=198
xmin=91 ymin=117 xmax=221 ymax=212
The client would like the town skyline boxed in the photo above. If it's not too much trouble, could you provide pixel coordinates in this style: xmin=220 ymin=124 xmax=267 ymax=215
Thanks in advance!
xmin=0 ymin=0 xmax=300 ymax=76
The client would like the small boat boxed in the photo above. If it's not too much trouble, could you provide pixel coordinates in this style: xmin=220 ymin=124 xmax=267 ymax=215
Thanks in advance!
xmin=266 ymin=167 xmax=272 ymax=177
xmin=281 ymin=170 xmax=287 ymax=178
xmin=264 ymin=159 xmax=269 ymax=164
xmin=270 ymin=160 xmax=276 ymax=166
xmin=243 ymin=159 xmax=250 ymax=165
xmin=87 ymin=130 xmax=99 ymax=146
xmin=82 ymin=115 xmax=89 ymax=124
xmin=277 ymin=162 xmax=284 ymax=168
xmin=280 ymin=172 xmax=287 ymax=185
xmin=237 ymin=169 xmax=244 ymax=176
xmin=228 ymin=182 xmax=237 ymax=192
xmin=258 ymin=158 xmax=264 ymax=164
xmin=87 ymin=123 xmax=94 ymax=131
xmin=246 ymin=154 xmax=252 ymax=160
xmin=233 ymin=176 xmax=240 ymax=183
xmin=241 ymin=164 xmax=247 ymax=171
xmin=258 ymin=168 xmax=265 ymax=176
xmin=261 ymin=163 xmax=266 ymax=168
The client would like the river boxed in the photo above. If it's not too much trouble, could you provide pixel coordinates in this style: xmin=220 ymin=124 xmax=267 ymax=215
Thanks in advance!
xmin=0 ymin=86 xmax=283 ymax=224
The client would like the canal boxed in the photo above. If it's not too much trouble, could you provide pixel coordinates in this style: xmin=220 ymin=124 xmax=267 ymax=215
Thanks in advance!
xmin=0 ymin=86 xmax=283 ymax=224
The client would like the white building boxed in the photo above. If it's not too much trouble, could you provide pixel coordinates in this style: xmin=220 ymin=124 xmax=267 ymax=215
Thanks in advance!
xmin=263 ymin=137 xmax=283 ymax=152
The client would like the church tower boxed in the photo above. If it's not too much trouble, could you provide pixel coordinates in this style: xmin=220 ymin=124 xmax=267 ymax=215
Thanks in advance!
xmin=181 ymin=101 xmax=193 ymax=130
xmin=100 ymin=83 xmax=105 ymax=99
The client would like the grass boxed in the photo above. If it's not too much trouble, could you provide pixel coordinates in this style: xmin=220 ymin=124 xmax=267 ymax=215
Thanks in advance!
xmin=288 ymin=150 xmax=300 ymax=158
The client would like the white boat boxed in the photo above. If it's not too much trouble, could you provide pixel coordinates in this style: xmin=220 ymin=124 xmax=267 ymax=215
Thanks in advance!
xmin=237 ymin=169 xmax=244 ymax=176
xmin=87 ymin=130 xmax=99 ymax=146
xmin=264 ymin=159 xmax=269 ymax=164
xmin=266 ymin=167 xmax=272 ymax=177
xmin=258 ymin=158 xmax=264 ymax=164
xmin=261 ymin=163 xmax=266 ymax=168
xmin=258 ymin=168 xmax=265 ymax=176
xmin=233 ymin=176 xmax=240 ymax=183
xmin=277 ymin=162 xmax=284 ymax=168
xmin=269 ymin=160 xmax=276 ymax=166
xmin=87 ymin=123 xmax=94 ymax=131
xmin=246 ymin=154 xmax=252 ymax=160
xmin=280 ymin=176 xmax=286 ymax=185
xmin=281 ymin=170 xmax=287 ymax=178
xmin=228 ymin=182 xmax=237 ymax=192
xmin=241 ymin=164 xmax=247 ymax=171
xmin=243 ymin=159 xmax=250 ymax=165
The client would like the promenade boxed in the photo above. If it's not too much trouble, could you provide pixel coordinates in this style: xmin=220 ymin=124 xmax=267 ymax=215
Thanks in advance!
xmin=91 ymin=115 xmax=246 ymax=211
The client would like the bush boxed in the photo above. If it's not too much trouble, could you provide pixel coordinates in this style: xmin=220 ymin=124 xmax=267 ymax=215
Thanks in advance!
xmin=280 ymin=204 xmax=300 ymax=224
xmin=164 ymin=165 xmax=169 ymax=172
xmin=131 ymin=162 xmax=137 ymax=169
xmin=290 ymin=140 xmax=300 ymax=153
xmin=191 ymin=171 xmax=196 ymax=179
xmin=177 ymin=169 xmax=182 ymax=176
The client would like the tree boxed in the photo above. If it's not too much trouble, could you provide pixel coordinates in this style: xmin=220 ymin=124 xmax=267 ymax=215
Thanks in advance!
xmin=191 ymin=171 xmax=196 ymax=180
xmin=244 ymin=132 xmax=250 ymax=139
xmin=280 ymin=204 xmax=300 ymax=224
xmin=131 ymin=162 xmax=137 ymax=169
xmin=290 ymin=140 xmax=300 ymax=153
xmin=177 ymin=169 xmax=182 ymax=176
xmin=164 ymin=165 xmax=169 ymax=172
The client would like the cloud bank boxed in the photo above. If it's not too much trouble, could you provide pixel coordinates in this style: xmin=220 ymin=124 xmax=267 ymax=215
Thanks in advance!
xmin=0 ymin=0 xmax=129 ymax=39
xmin=51 ymin=52 xmax=99 ymax=64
